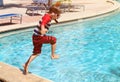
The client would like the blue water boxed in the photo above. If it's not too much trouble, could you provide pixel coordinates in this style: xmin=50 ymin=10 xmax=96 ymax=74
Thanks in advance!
xmin=1 ymin=11 xmax=120 ymax=82
xmin=116 ymin=0 xmax=120 ymax=2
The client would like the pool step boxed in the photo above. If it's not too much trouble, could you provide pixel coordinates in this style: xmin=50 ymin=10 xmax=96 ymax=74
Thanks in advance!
xmin=0 ymin=62 xmax=52 ymax=82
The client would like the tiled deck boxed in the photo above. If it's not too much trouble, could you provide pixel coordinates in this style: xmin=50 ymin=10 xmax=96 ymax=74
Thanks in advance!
xmin=0 ymin=0 xmax=120 ymax=82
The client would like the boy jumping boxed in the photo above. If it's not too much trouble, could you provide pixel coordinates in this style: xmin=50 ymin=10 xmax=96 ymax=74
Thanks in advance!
xmin=23 ymin=6 xmax=61 ymax=75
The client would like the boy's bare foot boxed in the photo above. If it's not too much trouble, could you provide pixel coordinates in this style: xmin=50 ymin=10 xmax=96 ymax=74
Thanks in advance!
xmin=51 ymin=54 xmax=59 ymax=59
xmin=23 ymin=64 xmax=28 ymax=75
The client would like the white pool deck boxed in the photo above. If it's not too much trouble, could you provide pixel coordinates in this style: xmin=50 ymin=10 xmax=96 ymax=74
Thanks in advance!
xmin=0 ymin=0 xmax=120 ymax=33
xmin=0 ymin=0 xmax=120 ymax=82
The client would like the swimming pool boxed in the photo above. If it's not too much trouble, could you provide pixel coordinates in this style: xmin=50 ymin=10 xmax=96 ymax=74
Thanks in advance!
xmin=117 ymin=0 xmax=120 ymax=2
xmin=0 ymin=11 xmax=120 ymax=82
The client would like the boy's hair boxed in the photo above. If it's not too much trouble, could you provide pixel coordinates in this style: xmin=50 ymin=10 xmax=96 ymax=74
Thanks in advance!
xmin=49 ymin=6 xmax=61 ymax=15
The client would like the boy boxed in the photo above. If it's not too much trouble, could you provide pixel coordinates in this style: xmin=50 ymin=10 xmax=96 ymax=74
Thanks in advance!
xmin=23 ymin=6 xmax=61 ymax=75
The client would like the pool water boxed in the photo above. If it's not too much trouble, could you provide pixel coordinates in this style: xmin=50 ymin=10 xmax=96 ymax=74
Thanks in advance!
xmin=1 ymin=12 xmax=120 ymax=82
xmin=117 ymin=0 xmax=120 ymax=2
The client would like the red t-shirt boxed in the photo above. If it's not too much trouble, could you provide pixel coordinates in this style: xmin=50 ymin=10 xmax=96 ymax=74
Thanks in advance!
xmin=34 ymin=13 xmax=51 ymax=35
xmin=41 ymin=13 xmax=51 ymax=26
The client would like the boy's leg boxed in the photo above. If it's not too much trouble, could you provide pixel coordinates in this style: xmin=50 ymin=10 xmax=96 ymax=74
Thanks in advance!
xmin=51 ymin=43 xmax=59 ymax=59
xmin=23 ymin=54 xmax=39 ymax=75
xmin=42 ymin=35 xmax=59 ymax=59
xmin=51 ymin=43 xmax=56 ymax=55
xmin=23 ymin=35 xmax=42 ymax=75
xmin=41 ymin=35 xmax=59 ymax=59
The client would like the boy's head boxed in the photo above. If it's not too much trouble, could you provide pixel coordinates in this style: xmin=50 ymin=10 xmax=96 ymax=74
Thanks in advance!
xmin=48 ymin=6 xmax=61 ymax=23
xmin=49 ymin=6 xmax=61 ymax=16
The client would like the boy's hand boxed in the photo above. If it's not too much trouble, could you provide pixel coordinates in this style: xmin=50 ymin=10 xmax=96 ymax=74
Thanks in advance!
xmin=40 ymin=28 xmax=48 ymax=35
xmin=51 ymin=54 xmax=59 ymax=59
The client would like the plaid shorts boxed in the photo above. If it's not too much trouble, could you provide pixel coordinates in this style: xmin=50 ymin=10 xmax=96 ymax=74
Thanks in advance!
xmin=32 ymin=34 xmax=56 ymax=54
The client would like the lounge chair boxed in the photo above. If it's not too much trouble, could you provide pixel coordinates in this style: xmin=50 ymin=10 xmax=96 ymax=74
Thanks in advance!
xmin=26 ymin=0 xmax=50 ymax=16
xmin=60 ymin=2 xmax=85 ymax=12
xmin=0 ymin=13 xmax=22 ymax=24
xmin=26 ymin=5 xmax=46 ymax=16
xmin=32 ymin=0 xmax=48 ymax=8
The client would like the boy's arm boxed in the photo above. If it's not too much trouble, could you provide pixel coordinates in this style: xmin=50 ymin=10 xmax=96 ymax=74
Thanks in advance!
xmin=40 ymin=25 xmax=48 ymax=35
xmin=54 ymin=19 xmax=58 ymax=23
xmin=54 ymin=14 xmax=60 ymax=23
xmin=40 ymin=14 xmax=50 ymax=35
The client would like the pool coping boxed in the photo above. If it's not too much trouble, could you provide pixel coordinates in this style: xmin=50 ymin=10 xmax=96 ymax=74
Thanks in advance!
xmin=0 ymin=62 xmax=53 ymax=82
